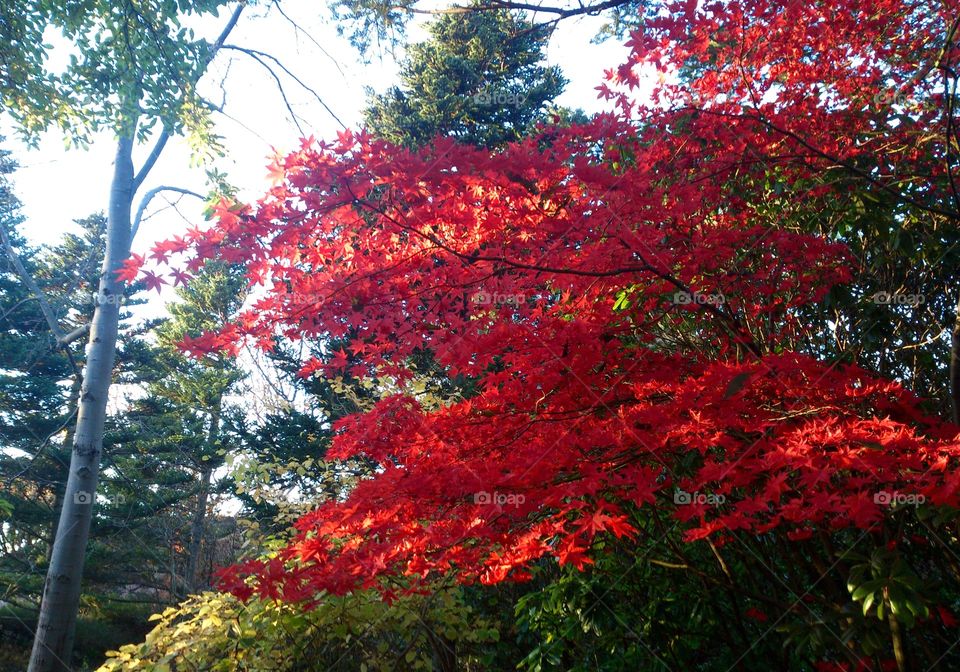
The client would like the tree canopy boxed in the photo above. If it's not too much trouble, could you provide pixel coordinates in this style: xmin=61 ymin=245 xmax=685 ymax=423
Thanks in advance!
xmin=5 ymin=0 xmax=960 ymax=669
xmin=123 ymin=0 xmax=960 ymax=668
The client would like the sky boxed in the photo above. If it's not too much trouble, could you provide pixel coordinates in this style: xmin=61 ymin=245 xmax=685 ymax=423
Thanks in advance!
xmin=2 ymin=1 xmax=630 ymax=261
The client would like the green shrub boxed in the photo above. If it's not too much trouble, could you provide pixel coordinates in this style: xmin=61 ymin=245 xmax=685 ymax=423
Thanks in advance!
xmin=99 ymin=586 xmax=498 ymax=671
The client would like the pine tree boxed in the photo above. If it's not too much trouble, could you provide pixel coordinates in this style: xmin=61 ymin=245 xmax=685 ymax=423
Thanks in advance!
xmin=364 ymin=8 xmax=568 ymax=149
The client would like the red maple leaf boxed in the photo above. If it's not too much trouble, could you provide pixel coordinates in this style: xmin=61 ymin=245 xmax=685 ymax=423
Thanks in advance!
xmin=556 ymin=539 xmax=594 ymax=571
xmin=168 ymin=268 xmax=193 ymax=287
xmin=141 ymin=270 xmax=168 ymax=293
xmin=114 ymin=253 xmax=145 ymax=284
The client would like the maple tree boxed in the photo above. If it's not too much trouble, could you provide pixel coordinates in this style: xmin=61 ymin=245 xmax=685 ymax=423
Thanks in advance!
xmin=128 ymin=0 xmax=960 ymax=668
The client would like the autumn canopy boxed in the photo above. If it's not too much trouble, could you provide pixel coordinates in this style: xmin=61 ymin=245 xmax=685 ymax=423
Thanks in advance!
xmin=129 ymin=0 xmax=960 ymax=606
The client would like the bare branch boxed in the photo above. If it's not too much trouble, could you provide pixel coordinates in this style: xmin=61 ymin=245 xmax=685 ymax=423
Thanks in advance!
xmin=389 ymin=0 xmax=631 ymax=19
xmin=221 ymin=46 xmax=307 ymax=136
xmin=59 ymin=324 xmax=91 ymax=346
xmin=132 ymin=186 xmax=206 ymax=242
xmin=209 ymin=105 xmax=272 ymax=145
xmin=203 ymin=58 xmax=235 ymax=114
xmin=271 ymin=1 xmax=347 ymax=80
xmin=210 ymin=3 xmax=246 ymax=54
xmin=221 ymin=44 xmax=347 ymax=129
xmin=0 ymin=223 xmax=66 ymax=342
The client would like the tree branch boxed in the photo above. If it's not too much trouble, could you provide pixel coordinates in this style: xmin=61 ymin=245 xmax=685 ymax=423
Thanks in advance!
xmin=130 ymin=3 xmax=246 ymax=195
xmin=210 ymin=2 xmax=245 ymax=54
xmin=132 ymin=186 xmax=206 ymax=241
xmin=221 ymin=44 xmax=347 ymax=129
xmin=132 ymin=130 xmax=169 ymax=192
xmin=221 ymin=46 xmax=306 ymax=136
xmin=699 ymin=108 xmax=960 ymax=222
xmin=0 ymin=222 xmax=67 ymax=343
xmin=271 ymin=1 xmax=347 ymax=80
xmin=389 ymin=0 xmax=632 ymax=20
xmin=59 ymin=324 xmax=91 ymax=346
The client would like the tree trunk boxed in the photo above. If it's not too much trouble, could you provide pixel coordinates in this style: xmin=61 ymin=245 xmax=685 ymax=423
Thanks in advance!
xmin=185 ymin=399 xmax=221 ymax=592
xmin=427 ymin=629 xmax=458 ymax=672
xmin=184 ymin=467 xmax=213 ymax=592
xmin=28 ymin=136 xmax=134 ymax=672
xmin=951 ymin=293 xmax=960 ymax=424
xmin=45 ymin=377 xmax=82 ymax=565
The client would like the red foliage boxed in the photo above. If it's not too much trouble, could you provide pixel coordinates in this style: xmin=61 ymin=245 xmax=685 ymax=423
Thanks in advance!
xmin=131 ymin=0 xmax=960 ymax=600
xmin=114 ymin=252 xmax=144 ymax=284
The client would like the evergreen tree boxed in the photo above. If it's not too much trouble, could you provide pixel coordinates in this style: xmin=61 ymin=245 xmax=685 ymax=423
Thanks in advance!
xmin=106 ymin=261 xmax=247 ymax=595
xmin=0 ymin=147 xmax=104 ymax=607
xmin=364 ymin=8 xmax=567 ymax=149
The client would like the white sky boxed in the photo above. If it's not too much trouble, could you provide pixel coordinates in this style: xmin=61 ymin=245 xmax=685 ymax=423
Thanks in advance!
xmin=2 ymin=1 xmax=629 ymax=261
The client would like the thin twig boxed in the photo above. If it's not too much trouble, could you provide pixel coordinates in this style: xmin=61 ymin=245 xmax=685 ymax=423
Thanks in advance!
xmin=132 ymin=186 xmax=206 ymax=241
xmin=221 ymin=44 xmax=347 ymax=129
